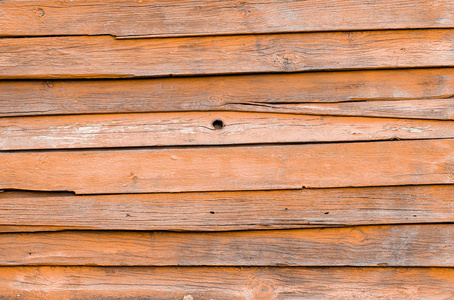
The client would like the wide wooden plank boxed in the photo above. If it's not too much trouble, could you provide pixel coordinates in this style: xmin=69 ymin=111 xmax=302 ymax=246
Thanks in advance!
xmin=1 ymin=225 xmax=454 ymax=266
xmin=2 ymin=112 xmax=454 ymax=150
xmin=2 ymin=185 xmax=453 ymax=232
xmin=3 ymin=30 xmax=454 ymax=79
xmin=0 ymin=267 xmax=453 ymax=299
xmin=2 ymin=0 xmax=454 ymax=38
xmin=1 ymin=68 xmax=453 ymax=118
xmin=1 ymin=139 xmax=453 ymax=194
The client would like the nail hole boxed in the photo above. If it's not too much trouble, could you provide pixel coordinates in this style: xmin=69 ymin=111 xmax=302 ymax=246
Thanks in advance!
xmin=212 ymin=119 xmax=224 ymax=130
xmin=325 ymin=212 xmax=329 ymax=215
xmin=210 ymin=211 xmax=215 ymax=214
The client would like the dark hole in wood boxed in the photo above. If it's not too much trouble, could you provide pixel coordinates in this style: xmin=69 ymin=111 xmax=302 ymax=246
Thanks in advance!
xmin=210 ymin=211 xmax=215 ymax=214
xmin=212 ymin=119 xmax=224 ymax=130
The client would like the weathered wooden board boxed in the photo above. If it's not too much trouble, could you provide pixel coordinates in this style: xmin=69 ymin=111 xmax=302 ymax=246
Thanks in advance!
xmin=1 ymin=225 xmax=454 ymax=266
xmin=1 ymin=267 xmax=453 ymax=299
xmin=2 ymin=112 xmax=454 ymax=150
xmin=3 ymin=30 xmax=454 ymax=79
xmin=1 ymin=69 xmax=453 ymax=118
xmin=233 ymin=99 xmax=454 ymax=120
xmin=1 ymin=186 xmax=453 ymax=232
xmin=2 ymin=140 xmax=454 ymax=194
xmin=2 ymin=0 xmax=454 ymax=38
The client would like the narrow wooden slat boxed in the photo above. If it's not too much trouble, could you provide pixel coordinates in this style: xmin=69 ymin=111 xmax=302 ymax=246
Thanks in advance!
xmin=3 ymin=30 xmax=454 ymax=79
xmin=2 ymin=112 xmax=454 ymax=150
xmin=2 ymin=0 xmax=454 ymax=38
xmin=1 ymin=267 xmax=453 ymax=299
xmin=0 ymin=186 xmax=453 ymax=232
xmin=229 ymin=99 xmax=454 ymax=120
xmin=2 ymin=69 xmax=453 ymax=118
xmin=1 ymin=140 xmax=453 ymax=194
xmin=1 ymin=225 xmax=454 ymax=266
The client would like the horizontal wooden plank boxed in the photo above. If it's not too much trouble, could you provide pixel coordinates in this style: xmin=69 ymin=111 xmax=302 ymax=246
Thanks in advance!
xmin=2 ymin=0 xmax=454 ymax=38
xmin=1 ymin=68 xmax=453 ymax=119
xmin=233 ymin=99 xmax=454 ymax=120
xmin=2 ymin=185 xmax=453 ymax=231
xmin=1 ymin=267 xmax=453 ymax=299
xmin=1 ymin=139 xmax=453 ymax=194
xmin=2 ymin=112 xmax=454 ymax=150
xmin=3 ymin=30 xmax=454 ymax=79
xmin=1 ymin=225 xmax=454 ymax=266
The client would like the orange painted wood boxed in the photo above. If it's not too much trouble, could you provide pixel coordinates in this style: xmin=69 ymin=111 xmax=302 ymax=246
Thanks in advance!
xmin=2 ymin=112 xmax=454 ymax=150
xmin=233 ymin=99 xmax=454 ymax=120
xmin=2 ymin=30 xmax=454 ymax=79
xmin=1 ymin=225 xmax=454 ymax=266
xmin=2 ymin=0 xmax=454 ymax=38
xmin=1 ymin=69 xmax=453 ymax=119
xmin=2 ymin=185 xmax=453 ymax=231
xmin=0 ymin=267 xmax=453 ymax=299
xmin=1 ymin=139 xmax=453 ymax=194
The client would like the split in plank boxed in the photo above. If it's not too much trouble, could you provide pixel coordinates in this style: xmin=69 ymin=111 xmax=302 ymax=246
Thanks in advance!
xmin=3 ymin=29 xmax=454 ymax=79
xmin=1 ymin=68 xmax=454 ymax=118
xmin=2 ymin=0 xmax=454 ymax=38
xmin=1 ymin=139 xmax=454 ymax=193
xmin=0 ymin=185 xmax=453 ymax=232
xmin=1 ymin=225 xmax=454 ymax=266
xmin=1 ymin=266 xmax=453 ymax=299
xmin=2 ymin=112 xmax=454 ymax=150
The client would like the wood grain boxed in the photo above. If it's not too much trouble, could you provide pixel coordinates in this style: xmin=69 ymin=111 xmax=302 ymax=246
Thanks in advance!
xmin=233 ymin=99 xmax=454 ymax=120
xmin=1 ymin=266 xmax=453 ymax=299
xmin=1 ymin=69 xmax=453 ymax=118
xmin=2 ymin=139 xmax=454 ymax=194
xmin=2 ymin=112 xmax=454 ymax=150
xmin=1 ymin=225 xmax=454 ymax=266
xmin=2 ymin=0 xmax=454 ymax=38
xmin=3 ymin=30 xmax=454 ymax=79
xmin=2 ymin=185 xmax=453 ymax=231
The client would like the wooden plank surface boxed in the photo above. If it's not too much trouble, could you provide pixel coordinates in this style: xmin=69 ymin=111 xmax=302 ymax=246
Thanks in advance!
xmin=2 ymin=112 xmax=454 ymax=150
xmin=1 ymin=225 xmax=454 ymax=266
xmin=234 ymin=99 xmax=454 ymax=120
xmin=0 ymin=267 xmax=453 ymax=299
xmin=1 ymin=185 xmax=453 ymax=232
xmin=2 ymin=139 xmax=453 ymax=194
xmin=1 ymin=267 xmax=453 ymax=299
xmin=2 ymin=0 xmax=454 ymax=38
xmin=1 ymin=68 xmax=453 ymax=118
xmin=3 ymin=30 xmax=454 ymax=79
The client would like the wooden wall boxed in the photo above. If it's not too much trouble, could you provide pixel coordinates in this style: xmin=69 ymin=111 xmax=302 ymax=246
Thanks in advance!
xmin=1 ymin=0 xmax=454 ymax=298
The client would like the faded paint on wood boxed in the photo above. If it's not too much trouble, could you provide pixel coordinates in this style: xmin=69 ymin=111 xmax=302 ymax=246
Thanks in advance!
xmin=2 ymin=0 xmax=454 ymax=38
xmin=1 ymin=139 xmax=453 ymax=194
xmin=3 ymin=30 xmax=454 ymax=79
xmin=1 ymin=185 xmax=453 ymax=232
xmin=1 ymin=267 xmax=453 ymax=299
xmin=1 ymin=225 xmax=454 ymax=266
xmin=1 ymin=68 xmax=453 ymax=118
xmin=2 ymin=112 xmax=454 ymax=150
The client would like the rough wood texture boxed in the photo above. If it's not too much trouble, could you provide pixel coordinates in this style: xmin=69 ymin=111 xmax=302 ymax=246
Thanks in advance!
xmin=1 ymin=225 xmax=454 ymax=266
xmin=3 ymin=30 xmax=454 ymax=79
xmin=2 ymin=0 xmax=454 ymax=38
xmin=233 ymin=99 xmax=454 ymax=120
xmin=2 ymin=139 xmax=454 ymax=194
xmin=0 ymin=267 xmax=453 ymax=299
xmin=1 ymin=185 xmax=453 ymax=232
xmin=1 ymin=68 xmax=453 ymax=118
xmin=3 ymin=112 xmax=454 ymax=150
